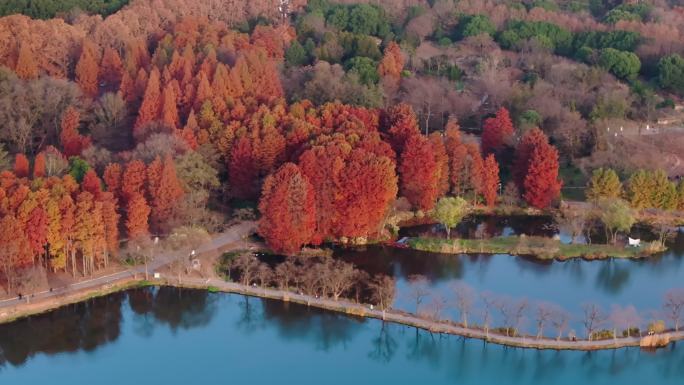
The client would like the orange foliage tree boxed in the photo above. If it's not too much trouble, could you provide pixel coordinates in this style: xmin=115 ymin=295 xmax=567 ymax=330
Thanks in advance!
xmin=399 ymin=135 xmax=439 ymax=210
xmin=14 ymin=43 xmax=38 ymax=80
xmin=60 ymin=107 xmax=90 ymax=157
xmin=149 ymin=156 xmax=184 ymax=232
xmin=378 ymin=42 xmax=405 ymax=80
xmin=33 ymin=152 xmax=46 ymax=178
xmin=14 ymin=154 xmax=29 ymax=178
xmin=523 ymin=143 xmax=562 ymax=209
xmin=125 ymin=193 xmax=150 ymax=238
xmin=258 ymin=163 xmax=316 ymax=255
xmin=75 ymin=40 xmax=100 ymax=97
xmin=481 ymin=107 xmax=514 ymax=155
xmin=482 ymin=154 xmax=500 ymax=206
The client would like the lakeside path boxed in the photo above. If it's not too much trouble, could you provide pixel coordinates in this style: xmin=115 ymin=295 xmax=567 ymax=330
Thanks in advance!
xmin=0 ymin=221 xmax=257 ymax=312
xmin=0 ymin=219 xmax=682 ymax=351
xmin=172 ymin=275 xmax=684 ymax=351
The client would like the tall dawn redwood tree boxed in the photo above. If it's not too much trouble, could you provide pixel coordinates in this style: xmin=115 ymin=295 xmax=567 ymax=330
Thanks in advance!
xmin=134 ymin=67 xmax=162 ymax=137
xmin=399 ymin=134 xmax=439 ymax=211
xmin=523 ymin=144 xmax=562 ymax=209
xmin=75 ymin=40 xmax=99 ymax=97
xmin=258 ymin=163 xmax=316 ymax=255
xmin=481 ymin=107 xmax=514 ymax=155
xmin=126 ymin=193 xmax=151 ymax=238
xmin=482 ymin=154 xmax=500 ymax=206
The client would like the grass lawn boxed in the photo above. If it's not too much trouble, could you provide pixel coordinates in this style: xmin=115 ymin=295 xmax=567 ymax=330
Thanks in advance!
xmin=408 ymin=235 xmax=664 ymax=260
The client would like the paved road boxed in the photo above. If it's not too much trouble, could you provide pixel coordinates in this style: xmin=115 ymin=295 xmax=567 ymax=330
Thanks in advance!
xmin=0 ymin=221 xmax=257 ymax=309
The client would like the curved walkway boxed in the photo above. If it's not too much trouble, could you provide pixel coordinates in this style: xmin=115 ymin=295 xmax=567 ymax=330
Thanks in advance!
xmin=174 ymin=275 xmax=684 ymax=351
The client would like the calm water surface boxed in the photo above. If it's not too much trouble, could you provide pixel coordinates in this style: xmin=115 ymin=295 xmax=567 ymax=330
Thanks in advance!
xmin=1 ymin=287 xmax=683 ymax=385
xmin=337 ymin=224 xmax=684 ymax=330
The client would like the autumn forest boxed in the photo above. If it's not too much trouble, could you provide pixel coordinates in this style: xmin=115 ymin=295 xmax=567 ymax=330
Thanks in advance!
xmin=0 ymin=0 xmax=683 ymax=298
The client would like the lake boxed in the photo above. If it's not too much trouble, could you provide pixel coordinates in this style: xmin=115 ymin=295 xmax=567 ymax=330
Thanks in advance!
xmin=1 ymin=287 xmax=683 ymax=385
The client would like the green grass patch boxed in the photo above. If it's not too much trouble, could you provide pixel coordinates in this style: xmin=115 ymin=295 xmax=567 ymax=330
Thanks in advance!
xmin=408 ymin=235 xmax=664 ymax=260
xmin=207 ymin=286 xmax=220 ymax=293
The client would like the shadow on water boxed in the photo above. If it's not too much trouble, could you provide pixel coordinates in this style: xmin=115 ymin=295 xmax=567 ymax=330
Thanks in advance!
xmin=259 ymin=297 xmax=364 ymax=351
xmin=0 ymin=287 xmax=218 ymax=368
xmin=0 ymin=292 xmax=125 ymax=367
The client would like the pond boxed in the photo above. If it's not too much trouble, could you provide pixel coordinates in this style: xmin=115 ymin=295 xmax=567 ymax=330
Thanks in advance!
xmin=1 ymin=287 xmax=683 ymax=385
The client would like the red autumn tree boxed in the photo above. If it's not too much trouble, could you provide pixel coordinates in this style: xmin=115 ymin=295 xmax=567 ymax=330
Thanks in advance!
xmin=33 ymin=152 xmax=46 ymax=178
xmin=161 ymin=82 xmax=180 ymax=129
xmin=26 ymin=206 xmax=48 ymax=264
xmin=134 ymin=67 xmax=162 ymax=136
xmin=81 ymin=169 xmax=102 ymax=199
xmin=100 ymin=192 xmax=120 ymax=257
xmin=146 ymin=156 xmax=163 ymax=199
xmin=482 ymin=154 xmax=500 ymax=207
xmin=466 ymin=143 xmax=485 ymax=197
xmin=481 ymin=107 xmax=514 ymax=155
xmin=229 ymin=136 xmax=259 ymax=199
xmin=14 ymin=154 xmax=29 ymax=178
xmin=378 ymin=42 xmax=405 ymax=80
xmin=513 ymin=128 xmax=550 ymax=190
xmin=100 ymin=47 xmax=124 ymax=91
xmin=383 ymin=103 xmax=420 ymax=154
xmin=60 ymin=107 xmax=90 ymax=157
xmin=125 ymin=193 xmax=150 ymax=238
xmin=149 ymin=156 xmax=184 ymax=231
xmin=0 ymin=215 xmax=31 ymax=290
xmin=399 ymin=135 xmax=439 ymax=210
xmin=430 ymin=133 xmax=450 ymax=199
xmin=14 ymin=42 xmax=38 ymax=80
xmin=103 ymin=163 xmax=122 ymax=200
xmin=523 ymin=144 xmax=562 ymax=209
xmin=75 ymin=40 xmax=99 ymax=97
xmin=121 ymin=160 xmax=147 ymax=201
xmin=258 ymin=163 xmax=316 ymax=255
xmin=337 ymin=148 xmax=398 ymax=238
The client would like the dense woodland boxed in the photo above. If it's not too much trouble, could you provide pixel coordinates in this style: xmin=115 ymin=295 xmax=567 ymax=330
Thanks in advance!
xmin=0 ymin=0 xmax=683 ymax=294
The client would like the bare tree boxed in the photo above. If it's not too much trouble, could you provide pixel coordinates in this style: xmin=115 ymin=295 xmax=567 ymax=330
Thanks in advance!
xmin=369 ymin=275 xmax=396 ymax=318
xmin=550 ymin=306 xmax=570 ymax=341
xmin=663 ymin=288 xmax=684 ymax=332
xmin=326 ymin=260 xmax=358 ymax=301
xmin=274 ymin=258 xmax=297 ymax=290
xmin=535 ymin=302 xmax=554 ymax=339
xmin=481 ymin=291 xmax=497 ymax=338
xmin=556 ymin=207 xmax=588 ymax=244
xmin=495 ymin=296 xmax=527 ymax=336
xmin=426 ymin=293 xmax=447 ymax=321
xmin=513 ymin=299 xmax=529 ymax=337
xmin=582 ymin=303 xmax=606 ymax=340
xmin=451 ymin=282 xmax=475 ymax=327
xmin=609 ymin=304 xmax=642 ymax=339
xmin=352 ymin=270 xmax=369 ymax=303
xmin=255 ymin=263 xmax=272 ymax=288
xmin=232 ymin=254 xmax=259 ymax=286
xmin=407 ymin=274 xmax=430 ymax=315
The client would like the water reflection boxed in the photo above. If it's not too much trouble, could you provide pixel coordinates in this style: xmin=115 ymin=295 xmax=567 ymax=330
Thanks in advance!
xmin=260 ymin=298 xmax=363 ymax=351
xmin=0 ymin=293 xmax=124 ymax=367
xmin=1 ymin=290 xmax=684 ymax=384
xmin=335 ymin=229 xmax=684 ymax=329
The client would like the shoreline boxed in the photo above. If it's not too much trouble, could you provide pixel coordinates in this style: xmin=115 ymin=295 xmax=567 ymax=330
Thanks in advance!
xmin=2 ymin=273 xmax=682 ymax=351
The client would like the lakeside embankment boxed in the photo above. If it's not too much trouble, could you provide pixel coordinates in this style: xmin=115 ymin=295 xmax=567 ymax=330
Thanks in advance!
xmin=3 ymin=271 xmax=682 ymax=351
xmin=160 ymin=275 xmax=684 ymax=351
xmin=407 ymin=236 xmax=666 ymax=260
